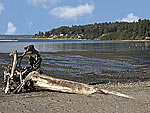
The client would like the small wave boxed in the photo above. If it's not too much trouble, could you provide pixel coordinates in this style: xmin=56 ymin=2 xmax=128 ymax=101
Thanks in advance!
xmin=0 ymin=39 xmax=18 ymax=42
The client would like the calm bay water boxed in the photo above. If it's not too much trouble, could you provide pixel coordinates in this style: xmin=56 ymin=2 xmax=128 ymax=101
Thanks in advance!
xmin=0 ymin=39 xmax=150 ymax=53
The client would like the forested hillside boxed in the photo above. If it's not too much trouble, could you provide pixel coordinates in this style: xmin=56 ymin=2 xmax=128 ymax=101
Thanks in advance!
xmin=33 ymin=19 xmax=150 ymax=40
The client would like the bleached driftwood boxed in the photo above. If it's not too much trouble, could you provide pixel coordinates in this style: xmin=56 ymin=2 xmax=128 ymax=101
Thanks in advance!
xmin=3 ymin=45 xmax=133 ymax=99
xmin=26 ymin=71 xmax=133 ymax=99
xmin=4 ymin=50 xmax=19 ymax=93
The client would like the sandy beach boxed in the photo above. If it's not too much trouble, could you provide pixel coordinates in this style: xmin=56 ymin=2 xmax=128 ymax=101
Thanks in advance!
xmin=0 ymin=81 xmax=150 ymax=113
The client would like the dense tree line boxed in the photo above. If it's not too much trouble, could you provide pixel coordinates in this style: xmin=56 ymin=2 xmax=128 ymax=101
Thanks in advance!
xmin=33 ymin=19 xmax=150 ymax=40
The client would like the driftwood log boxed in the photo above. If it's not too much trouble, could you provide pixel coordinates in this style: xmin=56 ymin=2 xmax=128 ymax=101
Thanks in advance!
xmin=3 ymin=45 xmax=133 ymax=99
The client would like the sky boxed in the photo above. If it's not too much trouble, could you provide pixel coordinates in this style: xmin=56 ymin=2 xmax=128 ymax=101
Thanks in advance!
xmin=0 ymin=0 xmax=150 ymax=35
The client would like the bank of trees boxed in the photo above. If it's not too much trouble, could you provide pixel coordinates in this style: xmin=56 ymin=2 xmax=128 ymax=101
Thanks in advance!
xmin=34 ymin=19 xmax=150 ymax=40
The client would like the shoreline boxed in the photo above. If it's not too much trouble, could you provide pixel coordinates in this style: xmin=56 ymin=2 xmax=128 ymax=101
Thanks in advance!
xmin=118 ymin=39 xmax=150 ymax=42
xmin=32 ymin=38 xmax=150 ymax=42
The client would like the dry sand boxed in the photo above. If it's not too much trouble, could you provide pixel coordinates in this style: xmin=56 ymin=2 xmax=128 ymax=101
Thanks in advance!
xmin=0 ymin=81 xmax=150 ymax=113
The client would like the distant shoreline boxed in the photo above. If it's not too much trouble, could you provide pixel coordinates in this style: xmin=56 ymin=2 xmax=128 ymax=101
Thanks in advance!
xmin=32 ymin=38 xmax=150 ymax=42
xmin=0 ymin=35 xmax=33 ymax=39
xmin=118 ymin=40 xmax=150 ymax=42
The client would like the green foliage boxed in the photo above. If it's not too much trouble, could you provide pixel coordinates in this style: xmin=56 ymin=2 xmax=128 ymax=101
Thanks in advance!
xmin=34 ymin=19 xmax=150 ymax=40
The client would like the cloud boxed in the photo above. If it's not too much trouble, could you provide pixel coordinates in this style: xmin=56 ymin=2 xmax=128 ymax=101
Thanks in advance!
xmin=28 ymin=0 xmax=47 ymax=7
xmin=28 ymin=0 xmax=60 ymax=8
xmin=0 ymin=3 xmax=4 ymax=14
xmin=121 ymin=13 xmax=139 ymax=22
xmin=5 ymin=22 xmax=16 ymax=35
xmin=27 ymin=21 xmax=33 ymax=28
xmin=50 ymin=3 xmax=95 ymax=20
